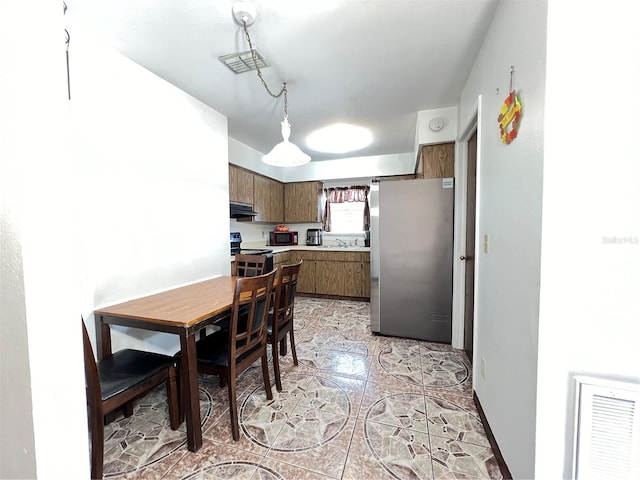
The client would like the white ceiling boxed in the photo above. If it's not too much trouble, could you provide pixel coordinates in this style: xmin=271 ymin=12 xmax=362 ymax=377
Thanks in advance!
xmin=68 ymin=0 xmax=499 ymax=162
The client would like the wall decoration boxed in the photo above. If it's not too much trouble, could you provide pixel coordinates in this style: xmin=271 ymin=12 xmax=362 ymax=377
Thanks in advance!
xmin=64 ymin=2 xmax=71 ymax=100
xmin=497 ymin=66 xmax=521 ymax=145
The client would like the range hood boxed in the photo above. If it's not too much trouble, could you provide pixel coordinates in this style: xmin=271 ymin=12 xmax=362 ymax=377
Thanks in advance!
xmin=230 ymin=202 xmax=259 ymax=218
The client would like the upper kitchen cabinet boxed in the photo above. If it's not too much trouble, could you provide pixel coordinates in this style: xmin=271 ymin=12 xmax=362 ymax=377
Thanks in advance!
xmin=229 ymin=164 xmax=284 ymax=223
xmin=284 ymin=181 xmax=323 ymax=223
xmin=416 ymin=143 xmax=454 ymax=179
xmin=270 ymin=179 xmax=284 ymax=222
xmin=229 ymin=164 xmax=254 ymax=205
xmin=253 ymin=174 xmax=284 ymax=223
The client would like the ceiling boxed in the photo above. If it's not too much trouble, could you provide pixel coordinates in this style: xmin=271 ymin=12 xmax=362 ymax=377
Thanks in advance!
xmin=68 ymin=0 xmax=499 ymax=162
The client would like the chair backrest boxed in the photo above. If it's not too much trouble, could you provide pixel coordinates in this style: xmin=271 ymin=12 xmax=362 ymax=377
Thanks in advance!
xmin=82 ymin=320 xmax=102 ymax=410
xmin=232 ymin=254 xmax=267 ymax=277
xmin=272 ymin=260 xmax=303 ymax=334
xmin=229 ymin=269 xmax=276 ymax=361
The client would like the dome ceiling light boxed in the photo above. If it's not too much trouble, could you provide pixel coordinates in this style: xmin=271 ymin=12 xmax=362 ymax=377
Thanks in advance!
xmin=306 ymin=123 xmax=373 ymax=154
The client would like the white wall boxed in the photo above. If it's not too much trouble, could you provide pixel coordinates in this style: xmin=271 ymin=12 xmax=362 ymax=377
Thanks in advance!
xmin=1 ymin=10 xmax=232 ymax=478
xmin=536 ymin=0 xmax=640 ymax=477
xmin=282 ymin=152 xmax=415 ymax=183
xmin=458 ymin=0 xmax=547 ymax=477
xmin=71 ymin=32 xmax=231 ymax=355
xmin=229 ymin=136 xmax=415 ymax=184
xmin=1 ymin=1 xmax=89 ymax=478
xmin=414 ymin=106 xmax=459 ymax=149
xmin=229 ymin=137 xmax=285 ymax=182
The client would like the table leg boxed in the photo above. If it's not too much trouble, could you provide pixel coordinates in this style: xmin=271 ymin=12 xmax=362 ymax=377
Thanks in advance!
xmin=95 ymin=315 xmax=112 ymax=359
xmin=180 ymin=332 xmax=203 ymax=452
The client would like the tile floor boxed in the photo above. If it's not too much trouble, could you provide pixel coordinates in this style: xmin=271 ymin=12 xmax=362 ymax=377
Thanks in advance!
xmin=100 ymin=297 xmax=502 ymax=479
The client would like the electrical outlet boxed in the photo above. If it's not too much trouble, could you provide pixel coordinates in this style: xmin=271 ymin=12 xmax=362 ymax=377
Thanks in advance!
xmin=483 ymin=234 xmax=489 ymax=254
xmin=480 ymin=357 xmax=486 ymax=379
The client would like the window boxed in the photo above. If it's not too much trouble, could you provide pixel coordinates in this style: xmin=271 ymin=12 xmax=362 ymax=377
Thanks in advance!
xmin=322 ymin=186 xmax=370 ymax=233
xmin=326 ymin=201 xmax=366 ymax=233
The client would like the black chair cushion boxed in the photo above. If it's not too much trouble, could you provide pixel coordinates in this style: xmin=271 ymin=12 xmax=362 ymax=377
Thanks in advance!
xmin=267 ymin=315 xmax=273 ymax=336
xmin=194 ymin=330 xmax=230 ymax=367
xmin=98 ymin=349 xmax=175 ymax=402
xmin=187 ymin=330 xmax=263 ymax=368
xmin=266 ymin=314 xmax=292 ymax=337
xmin=216 ymin=307 xmax=250 ymax=332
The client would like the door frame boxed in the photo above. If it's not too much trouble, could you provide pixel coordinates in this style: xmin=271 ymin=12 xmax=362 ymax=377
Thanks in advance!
xmin=451 ymin=96 xmax=482 ymax=356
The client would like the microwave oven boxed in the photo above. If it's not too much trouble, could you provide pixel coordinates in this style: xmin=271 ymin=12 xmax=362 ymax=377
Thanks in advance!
xmin=270 ymin=231 xmax=298 ymax=246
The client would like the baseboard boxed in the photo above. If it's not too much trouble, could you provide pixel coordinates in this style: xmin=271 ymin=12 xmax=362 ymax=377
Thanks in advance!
xmin=473 ymin=391 xmax=513 ymax=480
xmin=296 ymin=292 xmax=369 ymax=302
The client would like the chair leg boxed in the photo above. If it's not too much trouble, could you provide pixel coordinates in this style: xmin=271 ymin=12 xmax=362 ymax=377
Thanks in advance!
xmin=289 ymin=329 xmax=299 ymax=366
xmin=227 ymin=373 xmax=240 ymax=441
xmin=89 ymin=409 xmax=104 ymax=480
xmin=261 ymin=352 xmax=273 ymax=400
xmin=103 ymin=411 xmax=116 ymax=425
xmin=166 ymin=366 xmax=180 ymax=430
xmin=272 ymin=341 xmax=283 ymax=392
xmin=279 ymin=338 xmax=287 ymax=356
xmin=176 ymin=360 xmax=186 ymax=423
xmin=124 ymin=401 xmax=134 ymax=418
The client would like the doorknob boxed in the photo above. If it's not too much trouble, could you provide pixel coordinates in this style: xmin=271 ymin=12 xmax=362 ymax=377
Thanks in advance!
xmin=460 ymin=255 xmax=473 ymax=261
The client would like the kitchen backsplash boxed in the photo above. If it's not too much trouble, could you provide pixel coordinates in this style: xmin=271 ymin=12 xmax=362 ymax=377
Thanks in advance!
xmin=229 ymin=220 xmax=365 ymax=248
xmin=229 ymin=221 xmax=319 ymax=247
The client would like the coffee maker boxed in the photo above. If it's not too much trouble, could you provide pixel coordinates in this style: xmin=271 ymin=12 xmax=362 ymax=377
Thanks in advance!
xmin=306 ymin=228 xmax=322 ymax=246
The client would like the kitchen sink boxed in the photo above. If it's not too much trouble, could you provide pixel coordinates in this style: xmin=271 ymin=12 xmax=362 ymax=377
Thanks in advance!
xmin=316 ymin=244 xmax=367 ymax=249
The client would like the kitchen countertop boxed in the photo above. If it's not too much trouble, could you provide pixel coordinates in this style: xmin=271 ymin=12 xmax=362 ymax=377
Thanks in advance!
xmin=231 ymin=242 xmax=371 ymax=262
xmin=233 ymin=244 xmax=370 ymax=258
xmin=269 ymin=245 xmax=370 ymax=253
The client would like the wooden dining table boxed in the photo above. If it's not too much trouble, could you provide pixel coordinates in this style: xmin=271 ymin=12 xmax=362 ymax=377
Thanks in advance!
xmin=94 ymin=275 xmax=239 ymax=452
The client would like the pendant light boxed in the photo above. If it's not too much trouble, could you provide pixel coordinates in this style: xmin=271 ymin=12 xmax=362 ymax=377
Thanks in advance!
xmin=234 ymin=2 xmax=311 ymax=167
xmin=262 ymin=85 xmax=311 ymax=166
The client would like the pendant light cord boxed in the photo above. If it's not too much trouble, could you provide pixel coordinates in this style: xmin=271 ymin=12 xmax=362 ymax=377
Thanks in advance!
xmin=242 ymin=19 xmax=289 ymax=117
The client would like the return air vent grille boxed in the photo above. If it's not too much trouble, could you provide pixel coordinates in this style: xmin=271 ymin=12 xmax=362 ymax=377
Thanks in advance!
xmin=218 ymin=48 xmax=269 ymax=74
xmin=573 ymin=376 xmax=640 ymax=479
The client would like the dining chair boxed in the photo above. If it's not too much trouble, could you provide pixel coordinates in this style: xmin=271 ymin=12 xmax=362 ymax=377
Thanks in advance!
xmin=203 ymin=253 xmax=268 ymax=338
xmin=178 ymin=269 xmax=276 ymax=441
xmin=268 ymin=259 xmax=303 ymax=391
xmin=209 ymin=253 xmax=269 ymax=338
xmin=82 ymin=320 xmax=180 ymax=480
xmin=231 ymin=253 xmax=268 ymax=277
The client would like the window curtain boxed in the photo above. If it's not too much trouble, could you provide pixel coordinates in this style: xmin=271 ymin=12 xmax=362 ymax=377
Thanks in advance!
xmin=322 ymin=185 xmax=370 ymax=232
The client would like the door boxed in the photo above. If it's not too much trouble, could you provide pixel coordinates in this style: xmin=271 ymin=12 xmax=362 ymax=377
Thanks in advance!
xmin=463 ymin=131 xmax=477 ymax=362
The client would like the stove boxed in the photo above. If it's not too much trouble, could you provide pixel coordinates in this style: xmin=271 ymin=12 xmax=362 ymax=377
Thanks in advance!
xmin=230 ymin=232 xmax=274 ymax=272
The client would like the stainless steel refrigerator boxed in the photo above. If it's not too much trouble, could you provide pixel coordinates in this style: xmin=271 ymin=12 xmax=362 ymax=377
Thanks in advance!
xmin=370 ymin=178 xmax=454 ymax=342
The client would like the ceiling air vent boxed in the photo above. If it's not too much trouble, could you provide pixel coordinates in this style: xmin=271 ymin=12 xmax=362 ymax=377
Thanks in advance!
xmin=218 ymin=48 xmax=269 ymax=74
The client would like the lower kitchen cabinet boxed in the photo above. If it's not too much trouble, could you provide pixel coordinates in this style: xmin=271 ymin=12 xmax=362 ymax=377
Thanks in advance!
xmin=289 ymin=251 xmax=317 ymax=294
xmin=272 ymin=251 xmax=291 ymax=271
xmin=290 ymin=250 xmax=369 ymax=298
xmin=316 ymin=260 xmax=363 ymax=297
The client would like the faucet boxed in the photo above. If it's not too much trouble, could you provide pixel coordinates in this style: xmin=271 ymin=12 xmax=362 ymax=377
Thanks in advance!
xmin=336 ymin=239 xmax=347 ymax=246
